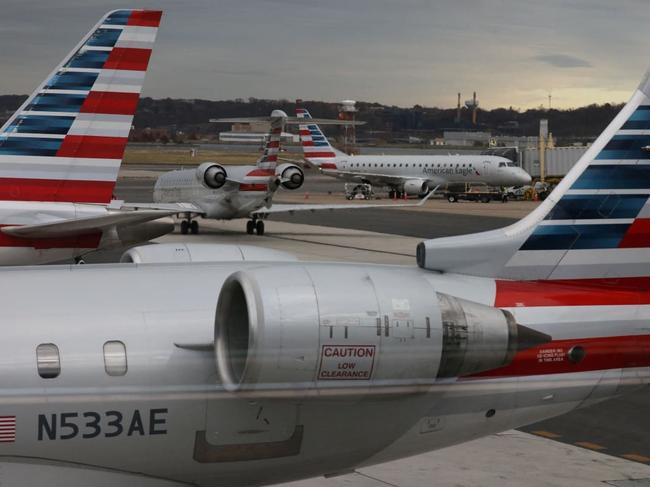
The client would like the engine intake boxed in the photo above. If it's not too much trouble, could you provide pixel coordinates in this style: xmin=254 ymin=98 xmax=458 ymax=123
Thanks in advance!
xmin=214 ymin=265 xmax=550 ymax=393
xmin=402 ymin=179 xmax=428 ymax=196
xmin=276 ymin=163 xmax=304 ymax=190
xmin=197 ymin=162 xmax=227 ymax=189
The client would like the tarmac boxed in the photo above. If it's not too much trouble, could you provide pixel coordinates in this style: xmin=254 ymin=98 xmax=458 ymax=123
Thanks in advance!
xmin=108 ymin=167 xmax=650 ymax=486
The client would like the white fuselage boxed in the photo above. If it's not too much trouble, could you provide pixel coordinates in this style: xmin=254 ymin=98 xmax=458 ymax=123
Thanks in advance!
xmin=0 ymin=261 xmax=645 ymax=486
xmin=321 ymin=154 xmax=532 ymax=188
xmin=153 ymin=165 xmax=277 ymax=219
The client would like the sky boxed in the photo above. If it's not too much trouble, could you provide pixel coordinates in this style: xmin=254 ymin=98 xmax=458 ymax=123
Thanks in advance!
xmin=1 ymin=0 xmax=649 ymax=109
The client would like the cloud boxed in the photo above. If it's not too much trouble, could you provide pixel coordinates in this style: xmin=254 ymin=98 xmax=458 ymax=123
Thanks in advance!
xmin=533 ymin=54 xmax=592 ymax=68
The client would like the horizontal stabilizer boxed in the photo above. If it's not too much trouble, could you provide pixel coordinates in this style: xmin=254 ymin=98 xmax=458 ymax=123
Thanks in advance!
xmin=2 ymin=209 xmax=174 ymax=238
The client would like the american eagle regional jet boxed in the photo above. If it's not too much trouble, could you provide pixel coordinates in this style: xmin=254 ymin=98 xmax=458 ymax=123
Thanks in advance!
xmin=296 ymin=106 xmax=532 ymax=196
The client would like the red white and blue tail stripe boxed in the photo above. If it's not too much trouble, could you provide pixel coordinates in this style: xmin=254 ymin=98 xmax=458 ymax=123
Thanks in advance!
xmin=419 ymin=68 xmax=650 ymax=280
xmin=296 ymin=107 xmax=344 ymax=169
xmin=0 ymin=9 xmax=162 ymax=204
xmin=256 ymin=110 xmax=286 ymax=170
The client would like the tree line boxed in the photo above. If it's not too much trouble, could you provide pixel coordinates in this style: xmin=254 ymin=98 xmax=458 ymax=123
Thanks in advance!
xmin=0 ymin=95 xmax=623 ymax=143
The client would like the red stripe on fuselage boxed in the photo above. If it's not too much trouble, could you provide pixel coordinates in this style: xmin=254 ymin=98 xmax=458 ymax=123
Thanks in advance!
xmin=0 ymin=178 xmax=114 ymax=203
xmin=80 ymin=92 xmax=140 ymax=115
xmin=319 ymin=162 xmax=338 ymax=169
xmin=470 ymin=334 xmax=650 ymax=378
xmin=127 ymin=10 xmax=162 ymax=27
xmin=495 ymin=277 xmax=650 ymax=307
xmin=103 ymin=48 xmax=152 ymax=71
xmin=247 ymin=169 xmax=274 ymax=177
xmin=0 ymin=225 xmax=101 ymax=249
xmin=619 ymin=218 xmax=650 ymax=248
xmin=239 ymin=184 xmax=267 ymax=192
xmin=56 ymin=135 xmax=127 ymax=159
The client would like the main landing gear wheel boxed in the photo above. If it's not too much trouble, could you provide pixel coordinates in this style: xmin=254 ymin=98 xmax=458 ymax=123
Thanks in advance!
xmin=190 ymin=220 xmax=199 ymax=235
xmin=246 ymin=220 xmax=255 ymax=234
xmin=180 ymin=220 xmax=189 ymax=235
xmin=255 ymin=220 xmax=265 ymax=236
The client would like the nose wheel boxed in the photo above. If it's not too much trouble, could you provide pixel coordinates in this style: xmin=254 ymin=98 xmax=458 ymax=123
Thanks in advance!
xmin=246 ymin=219 xmax=265 ymax=235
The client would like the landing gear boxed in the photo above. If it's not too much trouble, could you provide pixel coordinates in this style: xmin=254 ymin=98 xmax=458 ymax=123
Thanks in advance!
xmin=246 ymin=218 xmax=265 ymax=235
xmin=180 ymin=214 xmax=199 ymax=235
xmin=74 ymin=256 xmax=86 ymax=265
xmin=256 ymin=220 xmax=265 ymax=236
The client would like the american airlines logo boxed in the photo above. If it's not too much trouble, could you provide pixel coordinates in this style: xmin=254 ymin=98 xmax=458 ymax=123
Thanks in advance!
xmin=0 ymin=416 xmax=16 ymax=443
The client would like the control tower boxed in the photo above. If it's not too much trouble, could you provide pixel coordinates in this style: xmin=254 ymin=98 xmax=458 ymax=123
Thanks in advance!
xmin=338 ymin=99 xmax=358 ymax=154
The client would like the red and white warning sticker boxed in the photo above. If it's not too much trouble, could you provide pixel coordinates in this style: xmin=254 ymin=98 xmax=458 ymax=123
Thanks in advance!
xmin=317 ymin=345 xmax=376 ymax=380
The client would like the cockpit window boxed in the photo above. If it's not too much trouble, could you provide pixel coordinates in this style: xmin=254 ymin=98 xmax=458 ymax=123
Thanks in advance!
xmin=499 ymin=162 xmax=506 ymax=167
xmin=507 ymin=162 xmax=517 ymax=167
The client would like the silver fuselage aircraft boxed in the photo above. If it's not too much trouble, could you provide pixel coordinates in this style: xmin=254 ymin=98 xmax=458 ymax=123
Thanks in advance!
xmin=151 ymin=111 xmax=431 ymax=236
xmin=6 ymin=64 xmax=650 ymax=485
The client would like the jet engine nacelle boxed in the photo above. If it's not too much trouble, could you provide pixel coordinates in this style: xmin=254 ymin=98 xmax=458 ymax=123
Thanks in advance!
xmin=402 ymin=179 xmax=428 ymax=196
xmin=197 ymin=162 xmax=227 ymax=189
xmin=275 ymin=163 xmax=304 ymax=190
xmin=215 ymin=265 xmax=549 ymax=393
xmin=120 ymin=243 xmax=298 ymax=264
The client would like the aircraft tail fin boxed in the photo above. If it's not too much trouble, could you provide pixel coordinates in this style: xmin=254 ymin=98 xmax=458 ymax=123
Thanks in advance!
xmin=296 ymin=105 xmax=346 ymax=167
xmin=418 ymin=68 xmax=650 ymax=280
xmin=256 ymin=110 xmax=286 ymax=170
xmin=0 ymin=9 xmax=162 ymax=204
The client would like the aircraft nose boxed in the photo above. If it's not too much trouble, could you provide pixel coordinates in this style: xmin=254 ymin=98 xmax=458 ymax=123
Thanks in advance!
xmin=517 ymin=169 xmax=532 ymax=185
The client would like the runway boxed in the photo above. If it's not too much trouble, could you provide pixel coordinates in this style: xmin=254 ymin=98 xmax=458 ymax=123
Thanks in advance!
xmin=112 ymin=169 xmax=650 ymax=477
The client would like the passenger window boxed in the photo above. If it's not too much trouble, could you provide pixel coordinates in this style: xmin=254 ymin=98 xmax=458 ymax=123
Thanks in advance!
xmin=37 ymin=343 xmax=60 ymax=379
xmin=104 ymin=341 xmax=128 ymax=376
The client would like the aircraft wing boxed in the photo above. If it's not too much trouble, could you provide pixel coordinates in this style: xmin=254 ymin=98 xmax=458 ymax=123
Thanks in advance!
xmin=251 ymin=190 xmax=434 ymax=216
xmin=1 ymin=210 xmax=176 ymax=239
xmin=120 ymin=202 xmax=205 ymax=214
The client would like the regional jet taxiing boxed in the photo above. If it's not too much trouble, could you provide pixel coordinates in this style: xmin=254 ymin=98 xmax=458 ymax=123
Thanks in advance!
xmin=296 ymin=106 xmax=531 ymax=197
xmin=3 ymin=61 xmax=650 ymax=486
xmin=150 ymin=110 xmax=432 ymax=235
xmin=0 ymin=10 xmax=175 ymax=265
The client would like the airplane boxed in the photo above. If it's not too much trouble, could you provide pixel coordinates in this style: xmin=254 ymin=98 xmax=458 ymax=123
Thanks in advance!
xmin=296 ymin=105 xmax=532 ymax=197
xmin=0 ymin=9 xmax=175 ymax=265
xmin=3 ymin=63 xmax=650 ymax=486
xmin=150 ymin=110 xmax=433 ymax=235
